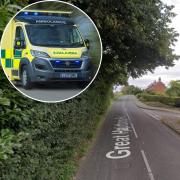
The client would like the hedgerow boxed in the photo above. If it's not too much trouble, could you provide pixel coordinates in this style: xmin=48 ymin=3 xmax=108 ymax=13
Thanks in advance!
xmin=137 ymin=93 xmax=180 ymax=107
xmin=0 ymin=70 xmax=112 ymax=179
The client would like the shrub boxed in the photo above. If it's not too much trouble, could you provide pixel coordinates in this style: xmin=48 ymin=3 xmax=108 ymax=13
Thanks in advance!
xmin=138 ymin=93 xmax=180 ymax=106
xmin=0 ymin=69 xmax=112 ymax=179
xmin=174 ymin=98 xmax=180 ymax=107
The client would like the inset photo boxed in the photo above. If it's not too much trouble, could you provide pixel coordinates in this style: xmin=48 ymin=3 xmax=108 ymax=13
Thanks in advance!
xmin=0 ymin=0 xmax=102 ymax=102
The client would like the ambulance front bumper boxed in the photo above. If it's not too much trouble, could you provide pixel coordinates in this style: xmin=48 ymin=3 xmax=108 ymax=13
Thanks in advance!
xmin=30 ymin=57 xmax=92 ymax=82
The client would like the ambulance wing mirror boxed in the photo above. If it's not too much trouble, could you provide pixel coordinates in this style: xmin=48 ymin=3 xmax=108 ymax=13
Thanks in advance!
xmin=84 ymin=39 xmax=90 ymax=49
xmin=14 ymin=39 xmax=26 ymax=49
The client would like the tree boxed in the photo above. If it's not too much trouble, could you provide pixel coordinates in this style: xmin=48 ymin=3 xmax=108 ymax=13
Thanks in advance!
xmin=166 ymin=80 xmax=180 ymax=97
xmin=122 ymin=85 xmax=142 ymax=95
xmin=67 ymin=0 xmax=179 ymax=85
xmin=0 ymin=0 xmax=28 ymax=37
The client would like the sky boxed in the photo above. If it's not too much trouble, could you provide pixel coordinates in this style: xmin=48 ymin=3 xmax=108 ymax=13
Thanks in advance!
xmin=128 ymin=0 xmax=180 ymax=89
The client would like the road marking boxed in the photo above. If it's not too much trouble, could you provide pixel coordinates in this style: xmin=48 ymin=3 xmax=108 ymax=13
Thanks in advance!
xmin=106 ymin=116 xmax=131 ymax=159
xmin=130 ymin=122 xmax=138 ymax=139
xmin=142 ymin=110 xmax=160 ymax=121
xmin=126 ymin=112 xmax=138 ymax=138
xmin=141 ymin=150 xmax=155 ymax=180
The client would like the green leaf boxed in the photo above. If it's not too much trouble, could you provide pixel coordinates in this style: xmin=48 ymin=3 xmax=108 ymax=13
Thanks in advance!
xmin=0 ymin=97 xmax=10 ymax=106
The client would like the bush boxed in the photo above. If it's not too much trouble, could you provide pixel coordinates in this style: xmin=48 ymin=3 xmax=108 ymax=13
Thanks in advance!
xmin=174 ymin=98 xmax=180 ymax=107
xmin=138 ymin=93 xmax=180 ymax=107
xmin=0 ymin=69 xmax=112 ymax=179
xmin=122 ymin=85 xmax=143 ymax=95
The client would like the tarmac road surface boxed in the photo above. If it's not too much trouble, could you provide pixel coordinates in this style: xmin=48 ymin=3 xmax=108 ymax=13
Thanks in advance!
xmin=17 ymin=82 xmax=83 ymax=102
xmin=76 ymin=95 xmax=180 ymax=180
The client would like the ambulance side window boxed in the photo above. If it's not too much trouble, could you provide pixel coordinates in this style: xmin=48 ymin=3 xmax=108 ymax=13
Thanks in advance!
xmin=72 ymin=29 xmax=81 ymax=43
xmin=14 ymin=26 xmax=26 ymax=49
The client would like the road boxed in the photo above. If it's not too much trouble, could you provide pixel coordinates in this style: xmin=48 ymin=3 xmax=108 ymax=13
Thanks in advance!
xmin=16 ymin=82 xmax=83 ymax=102
xmin=76 ymin=95 xmax=180 ymax=180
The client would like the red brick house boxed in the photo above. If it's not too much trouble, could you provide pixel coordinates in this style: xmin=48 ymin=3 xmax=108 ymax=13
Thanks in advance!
xmin=147 ymin=78 xmax=166 ymax=93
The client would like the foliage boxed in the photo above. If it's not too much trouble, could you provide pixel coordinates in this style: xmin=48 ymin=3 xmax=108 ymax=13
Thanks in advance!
xmin=166 ymin=80 xmax=180 ymax=97
xmin=69 ymin=0 xmax=179 ymax=84
xmin=0 ymin=129 xmax=28 ymax=160
xmin=122 ymin=85 xmax=142 ymax=95
xmin=144 ymin=90 xmax=157 ymax=96
xmin=0 ymin=69 xmax=112 ymax=179
xmin=0 ymin=0 xmax=28 ymax=36
xmin=137 ymin=93 xmax=180 ymax=107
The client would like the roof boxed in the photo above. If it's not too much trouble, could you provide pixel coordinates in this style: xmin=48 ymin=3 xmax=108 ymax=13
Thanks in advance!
xmin=21 ymin=10 xmax=72 ymax=15
xmin=147 ymin=81 xmax=166 ymax=89
xmin=147 ymin=78 xmax=166 ymax=92
xmin=14 ymin=11 xmax=74 ymax=25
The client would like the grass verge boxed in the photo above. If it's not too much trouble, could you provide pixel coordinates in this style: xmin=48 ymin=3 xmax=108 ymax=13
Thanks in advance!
xmin=138 ymin=98 xmax=180 ymax=112
xmin=161 ymin=118 xmax=180 ymax=134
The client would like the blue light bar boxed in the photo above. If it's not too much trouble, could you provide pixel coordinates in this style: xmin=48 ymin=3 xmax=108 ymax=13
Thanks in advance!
xmin=55 ymin=60 xmax=61 ymax=63
xmin=75 ymin=60 xmax=80 ymax=63
xmin=15 ymin=12 xmax=74 ymax=25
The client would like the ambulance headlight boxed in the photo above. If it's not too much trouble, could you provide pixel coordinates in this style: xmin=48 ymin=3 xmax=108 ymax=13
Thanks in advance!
xmin=81 ymin=50 xmax=89 ymax=58
xmin=31 ymin=50 xmax=50 ymax=58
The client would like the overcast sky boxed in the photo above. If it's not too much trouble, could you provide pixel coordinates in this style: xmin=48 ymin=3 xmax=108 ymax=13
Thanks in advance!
xmin=128 ymin=0 xmax=180 ymax=89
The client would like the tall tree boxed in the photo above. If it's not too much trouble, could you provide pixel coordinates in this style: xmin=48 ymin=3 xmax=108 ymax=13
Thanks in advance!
xmin=67 ymin=0 xmax=179 ymax=84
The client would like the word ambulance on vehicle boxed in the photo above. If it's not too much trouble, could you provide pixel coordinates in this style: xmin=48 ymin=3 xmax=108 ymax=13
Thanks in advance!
xmin=1 ymin=10 xmax=92 ymax=89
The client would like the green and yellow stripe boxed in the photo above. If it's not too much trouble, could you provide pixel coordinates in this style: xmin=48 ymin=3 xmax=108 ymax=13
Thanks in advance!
xmin=1 ymin=49 xmax=22 ymax=68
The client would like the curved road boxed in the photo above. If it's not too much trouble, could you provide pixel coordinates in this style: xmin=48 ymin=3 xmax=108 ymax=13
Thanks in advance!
xmin=76 ymin=95 xmax=180 ymax=180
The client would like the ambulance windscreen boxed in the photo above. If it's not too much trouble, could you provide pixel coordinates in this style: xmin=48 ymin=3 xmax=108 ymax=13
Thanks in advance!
xmin=25 ymin=24 xmax=84 ymax=48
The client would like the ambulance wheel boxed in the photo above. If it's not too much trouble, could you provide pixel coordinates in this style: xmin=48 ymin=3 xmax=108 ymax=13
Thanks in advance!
xmin=21 ymin=65 xmax=32 ymax=89
xmin=13 ymin=80 xmax=21 ymax=87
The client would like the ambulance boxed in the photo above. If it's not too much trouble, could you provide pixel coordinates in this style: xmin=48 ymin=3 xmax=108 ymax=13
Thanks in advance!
xmin=1 ymin=10 xmax=92 ymax=89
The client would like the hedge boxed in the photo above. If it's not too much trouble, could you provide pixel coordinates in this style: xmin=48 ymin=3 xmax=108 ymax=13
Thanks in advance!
xmin=0 ymin=70 xmax=112 ymax=180
xmin=138 ymin=93 xmax=180 ymax=107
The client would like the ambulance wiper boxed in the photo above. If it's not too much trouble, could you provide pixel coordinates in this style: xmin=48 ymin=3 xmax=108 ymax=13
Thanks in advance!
xmin=45 ymin=42 xmax=70 ymax=47
xmin=71 ymin=42 xmax=84 ymax=47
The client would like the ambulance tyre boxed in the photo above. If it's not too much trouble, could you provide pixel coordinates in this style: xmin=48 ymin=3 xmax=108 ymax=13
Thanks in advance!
xmin=13 ymin=80 xmax=21 ymax=87
xmin=21 ymin=65 xmax=32 ymax=89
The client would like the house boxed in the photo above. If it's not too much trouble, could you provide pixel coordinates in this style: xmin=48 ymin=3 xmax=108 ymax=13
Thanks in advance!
xmin=147 ymin=78 xmax=166 ymax=93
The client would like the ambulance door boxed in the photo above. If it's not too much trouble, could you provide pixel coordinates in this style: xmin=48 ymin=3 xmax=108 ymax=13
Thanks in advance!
xmin=0 ymin=20 xmax=14 ymax=80
xmin=13 ymin=26 xmax=26 ymax=80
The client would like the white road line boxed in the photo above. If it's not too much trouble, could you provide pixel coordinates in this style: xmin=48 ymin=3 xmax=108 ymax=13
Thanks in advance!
xmin=126 ymin=112 xmax=130 ymax=120
xmin=141 ymin=150 xmax=155 ymax=180
xmin=142 ymin=110 xmax=160 ymax=121
xmin=130 ymin=122 xmax=138 ymax=138
xmin=126 ymin=112 xmax=138 ymax=139
xmin=148 ymin=113 xmax=160 ymax=120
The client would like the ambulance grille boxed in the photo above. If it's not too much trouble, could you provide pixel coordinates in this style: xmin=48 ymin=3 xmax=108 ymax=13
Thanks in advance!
xmin=50 ymin=60 xmax=82 ymax=69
